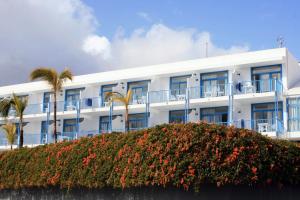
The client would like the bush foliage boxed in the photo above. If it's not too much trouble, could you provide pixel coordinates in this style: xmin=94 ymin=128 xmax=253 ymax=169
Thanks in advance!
xmin=0 ymin=122 xmax=299 ymax=191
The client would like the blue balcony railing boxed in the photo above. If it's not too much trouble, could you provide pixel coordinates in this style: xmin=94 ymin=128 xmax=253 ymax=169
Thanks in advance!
xmin=233 ymin=119 xmax=282 ymax=133
xmin=190 ymin=84 xmax=229 ymax=99
xmin=234 ymin=79 xmax=282 ymax=94
xmin=1 ymin=79 xmax=283 ymax=117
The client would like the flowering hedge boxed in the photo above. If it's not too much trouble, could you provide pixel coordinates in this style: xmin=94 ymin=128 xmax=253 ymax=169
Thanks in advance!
xmin=0 ymin=122 xmax=299 ymax=191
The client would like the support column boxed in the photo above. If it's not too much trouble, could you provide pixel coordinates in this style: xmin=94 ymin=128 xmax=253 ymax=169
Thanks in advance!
xmin=274 ymin=79 xmax=279 ymax=137
xmin=17 ymin=123 xmax=20 ymax=148
xmin=145 ymin=91 xmax=150 ymax=127
xmin=109 ymin=103 xmax=113 ymax=133
xmin=45 ymin=102 xmax=50 ymax=144
xmin=76 ymin=100 xmax=80 ymax=140
xmin=185 ymin=88 xmax=190 ymax=123
xmin=228 ymin=83 xmax=234 ymax=126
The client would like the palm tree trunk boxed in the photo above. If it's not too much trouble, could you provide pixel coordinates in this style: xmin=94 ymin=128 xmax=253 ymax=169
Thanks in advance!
xmin=54 ymin=92 xmax=57 ymax=143
xmin=10 ymin=145 xmax=12 ymax=150
xmin=19 ymin=116 xmax=24 ymax=148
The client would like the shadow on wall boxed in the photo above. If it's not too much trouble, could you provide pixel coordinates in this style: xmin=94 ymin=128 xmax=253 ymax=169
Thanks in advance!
xmin=0 ymin=185 xmax=299 ymax=200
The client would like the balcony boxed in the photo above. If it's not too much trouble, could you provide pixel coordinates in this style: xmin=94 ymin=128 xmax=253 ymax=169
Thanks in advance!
xmin=234 ymin=79 xmax=282 ymax=95
xmin=233 ymin=118 xmax=283 ymax=135
xmin=2 ymin=79 xmax=283 ymax=118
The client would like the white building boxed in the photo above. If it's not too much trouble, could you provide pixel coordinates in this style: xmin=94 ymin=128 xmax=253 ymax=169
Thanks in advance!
xmin=1 ymin=48 xmax=300 ymax=147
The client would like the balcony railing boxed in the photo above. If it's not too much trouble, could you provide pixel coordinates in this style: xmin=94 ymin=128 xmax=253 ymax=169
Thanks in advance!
xmin=1 ymin=79 xmax=283 ymax=117
xmin=234 ymin=79 xmax=282 ymax=94
xmin=190 ymin=84 xmax=229 ymax=99
xmin=233 ymin=119 xmax=282 ymax=133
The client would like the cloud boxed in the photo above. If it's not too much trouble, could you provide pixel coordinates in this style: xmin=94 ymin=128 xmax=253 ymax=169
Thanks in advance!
xmin=0 ymin=0 xmax=249 ymax=86
xmin=137 ymin=12 xmax=152 ymax=22
xmin=82 ymin=35 xmax=111 ymax=59
xmin=104 ymin=24 xmax=249 ymax=69
xmin=0 ymin=0 xmax=105 ymax=86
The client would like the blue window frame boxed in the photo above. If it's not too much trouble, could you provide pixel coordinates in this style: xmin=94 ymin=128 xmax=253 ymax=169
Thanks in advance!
xmin=170 ymin=75 xmax=191 ymax=96
xmin=65 ymin=88 xmax=84 ymax=110
xmin=101 ymin=84 xmax=117 ymax=106
xmin=43 ymin=92 xmax=51 ymax=113
xmin=127 ymin=80 xmax=149 ymax=104
xmin=287 ymin=98 xmax=300 ymax=132
xmin=200 ymin=106 xmax=228 ymax=125
xmin=128 ymin=113 xmax=147 ymax=130
xmin=169 ymin=110 xmax=185 ymax=124
xmin=99 ymin=116 xmax=110 ymax=133
xmin=251 ymin=102 xmax=283 ymax=132
xmin=63 ymin=119 xmax=77 ymax=133
xmin=251 ymin=65 xmax=282 ymax=92
xmin=40 ymin=121 xmax=47 ymax=144
xmin=200 ymin=71 xmax=228 ymax=97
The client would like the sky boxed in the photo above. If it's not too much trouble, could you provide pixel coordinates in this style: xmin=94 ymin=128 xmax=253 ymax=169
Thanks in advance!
xmin=0 ymin=0 xmax=299 ymax=86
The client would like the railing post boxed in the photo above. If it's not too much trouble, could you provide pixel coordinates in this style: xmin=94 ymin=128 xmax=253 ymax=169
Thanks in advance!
xmin=185 ymin=88 xmax=190 ymax=123
xmin=274 ymin=79 xmax=279 ymax=137
xmin=45 ymin=102 xmax=50 ymax=144
xmin=76 ymin=100 xmax=80 ymax=140
xmin=109 ymin=103 xmax=113 ymax=133
xmin=145 ymin=91 xmax=149 ymax=127
xmin=228 ymin=83 xmax=234 ymax=126
xmin=17 ymin=123 xmax=20 ymax=148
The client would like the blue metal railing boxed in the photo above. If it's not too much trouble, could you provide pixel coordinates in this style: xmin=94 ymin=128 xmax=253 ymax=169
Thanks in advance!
xmin=190 ymin=84 xmax=229 ymax=99
xmin=234 ymin=79 xmax=282 ymax=94
xmin=1 ymin=79 xmax=284 ymax=117
xmin=233 ymin=119 xmax=282 ymax=133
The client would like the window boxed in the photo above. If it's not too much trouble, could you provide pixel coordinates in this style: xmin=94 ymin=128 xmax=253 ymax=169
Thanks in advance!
xmin=128 ymin=113 xmax=147 ymax=130
xmin=41 ymin=121 xmax=47 ymax=144
xmin=127 ymin=81 xmax=149 ymax=104
xmin=63 ymin=119 xmax=77 ymax=133
xmin=43 ymin=92 xmax=51 ymax=113
xmin=101 ymin=84 xmax=117 ymax=106
xmin=99 ymin=116 xmax=110 ymax=133
xmin=200 ymin=71 xmax=228 ymax=97
xmin=170 ymin=75 xmax=191 ymax=96
xmin=252 ymin=102 xmax=283 ymax=132
xmin=251 ymin=65 xmax=281 ymax=92
xmin=287 ymin=98 xmax=300 ymax=132
xmin=65 ymin=88 xmax=84 ymax=110
xmin=169 ymin=110 xmax=185 ymax=124
xmin=200 ymin=106 xmax=228 ymax=125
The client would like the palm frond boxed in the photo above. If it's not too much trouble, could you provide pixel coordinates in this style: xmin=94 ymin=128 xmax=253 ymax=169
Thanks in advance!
xmin=12 ymin=94 xmax=28 ymax=117
xmin=2 ymin=123 xmax=16 ymax=145
xmin=0 ymin=98 xmax=13 ymax=117
xmin=59 ymin=68 xmax=73 ymax=81
xmin=105 ymin=91 xmax=123 ymax=102
xmin=125 ymin=90 xmax=133 ymax=104
xmin=30 ymin=68 xmax=57 ymax=84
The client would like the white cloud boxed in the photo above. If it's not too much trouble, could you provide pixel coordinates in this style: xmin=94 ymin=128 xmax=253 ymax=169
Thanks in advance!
xmin=0 ymin=0 xmax=104 ymax=85
xmin=104 ymin=24 xmax=249 ymax=69
xmin=82 ymin=35 xmax=111 ymax=59
xmin=0 ymin=0 xmax=249 ymax=86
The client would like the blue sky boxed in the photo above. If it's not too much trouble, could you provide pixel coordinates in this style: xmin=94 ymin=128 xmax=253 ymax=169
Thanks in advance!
xmin=0 ymin=0 xmax=299 ymax=85
xmin=85 ymin=0 xmax=300 ymax=57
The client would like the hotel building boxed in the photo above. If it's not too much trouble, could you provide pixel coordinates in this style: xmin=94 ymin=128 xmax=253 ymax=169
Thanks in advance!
xmin=1 ymin=48 xmax=300 ymax=147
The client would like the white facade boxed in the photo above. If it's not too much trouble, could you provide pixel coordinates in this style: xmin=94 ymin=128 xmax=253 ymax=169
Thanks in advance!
xmin=1 ymin=48 xmax=300 ymax=148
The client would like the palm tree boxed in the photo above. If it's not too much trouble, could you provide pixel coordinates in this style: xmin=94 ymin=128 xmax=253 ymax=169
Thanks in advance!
xmin=105 ymin=90 xmax=132 ymax=132
xmin=0 ymin=94 xmax=28 ymax=148
xmin=30 ymin=68 xmax=73 ymax=143
xmin=2 ymin=123 xmax=16 ymax=150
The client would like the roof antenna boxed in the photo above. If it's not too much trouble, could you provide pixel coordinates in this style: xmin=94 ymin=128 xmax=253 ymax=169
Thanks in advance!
xmin=277 ymin=36 xmax=285 ymax=48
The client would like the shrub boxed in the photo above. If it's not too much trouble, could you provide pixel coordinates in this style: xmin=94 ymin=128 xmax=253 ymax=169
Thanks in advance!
xmin=0 ymin=122 xmax=299 ymax=191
